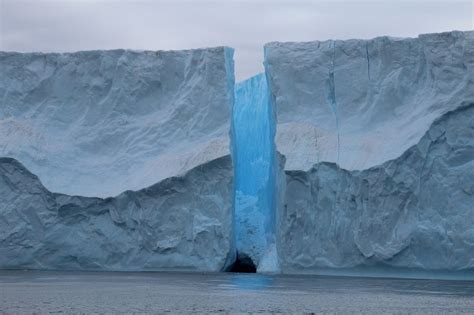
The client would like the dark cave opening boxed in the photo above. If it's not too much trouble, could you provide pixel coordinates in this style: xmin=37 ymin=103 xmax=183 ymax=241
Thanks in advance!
xmin=226 ymin=252 xmax=256 ymax=273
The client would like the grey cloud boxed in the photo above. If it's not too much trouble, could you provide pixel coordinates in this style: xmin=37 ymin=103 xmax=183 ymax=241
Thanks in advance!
xmin=1 ymin=0 xmax=472 ymax=80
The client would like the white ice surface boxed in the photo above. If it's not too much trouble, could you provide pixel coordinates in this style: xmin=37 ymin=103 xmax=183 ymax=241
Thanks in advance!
xmin=265 ymin=31 xmax=473 ymax=172
xmin=0 ymin=48 xmax=234 ymax=197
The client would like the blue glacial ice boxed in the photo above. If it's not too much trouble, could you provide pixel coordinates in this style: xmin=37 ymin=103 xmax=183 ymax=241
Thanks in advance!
xmin=233 ymin=74 xmax=278 ymax=272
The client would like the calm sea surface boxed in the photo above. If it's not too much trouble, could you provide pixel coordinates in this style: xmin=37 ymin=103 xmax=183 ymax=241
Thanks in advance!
xmin=1 ymin=270 xmax=473 ymax=314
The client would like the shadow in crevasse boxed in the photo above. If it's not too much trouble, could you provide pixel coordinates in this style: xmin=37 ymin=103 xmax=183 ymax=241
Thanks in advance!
xmin=226 ymin=252 xmax=256 ymax=273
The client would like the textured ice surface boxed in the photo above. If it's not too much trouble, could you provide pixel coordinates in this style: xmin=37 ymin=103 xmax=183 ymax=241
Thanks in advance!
xmin=0 ymin=155 xmax=234 ymax=271
xmin=1 ymin=31 xmax=473 ymax=275
xmin=264 ymin=31 xmax=474 ymax=273
xmin=0 ymin=48 xmax=234 ymax=197
xmin=265 ymin=31 xmax=474 ymax=172
xmin=0 ymin=47 xmax=235 ymax=272
xmin=233 ymin=74 xmax=277 ymax=270
xmin=278 ymin=104 xmax=474 ymax=272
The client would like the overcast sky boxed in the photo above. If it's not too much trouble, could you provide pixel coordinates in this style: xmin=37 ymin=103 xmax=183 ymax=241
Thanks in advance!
xmin=1 ymin=0 xmax=472 ymax=80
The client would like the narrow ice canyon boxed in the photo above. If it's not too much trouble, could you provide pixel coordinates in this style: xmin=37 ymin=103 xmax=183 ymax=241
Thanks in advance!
xmin=0 ymin=31 xmax=473 ymax=275
xmin=233 ymin=74 xmax=278 ymax=272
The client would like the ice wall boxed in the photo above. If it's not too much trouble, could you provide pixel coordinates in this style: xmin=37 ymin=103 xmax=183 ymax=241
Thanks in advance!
xmin=0 ymin=47 xmax=236 ymax=272
xmin=0 ymin=156 xmax=234 ymax=271
xmin=279 ymin=104 xmax=474 ymax=272
xmin=233 ymin=74 xmax=278 ymax=271
xmin=265 ymin=31 xmax=474 ymax=273
xmin=0 ymin=48 xmax=234 ymax=197
xmin=265 ymin=31 xmax=473 ymax=172
xmin=1 ymin=31 xmax=473 ymax=275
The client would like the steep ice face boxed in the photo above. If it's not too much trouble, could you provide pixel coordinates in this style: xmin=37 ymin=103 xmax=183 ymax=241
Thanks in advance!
xmin=1 ymin=31 xmax=473 ymax=276
xmin=0 ymin=48 xmax=235 ymax=197
xmin=279 ymin=104 xmax=474 ymax=272
xmin=0 ymin=47 xmax=236 ymax=272
xmin=233 ymin=74 xmax=277 ymax=271
xmin=265 ymin=31 xmax=474 ymax=172
xmin=264 ymin=30 xmax=474 ymax=274
xmin=0 ymin=156 xmax=234 ymax=272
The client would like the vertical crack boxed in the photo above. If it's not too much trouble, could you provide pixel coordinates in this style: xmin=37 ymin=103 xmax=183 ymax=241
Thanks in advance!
xmin=326 ymin=40 xmax=340 ymax=164
xmin=232 ymin=73 xmax=277 ymax=272
xmin=366 ymin=41 xmax=371 ymax=81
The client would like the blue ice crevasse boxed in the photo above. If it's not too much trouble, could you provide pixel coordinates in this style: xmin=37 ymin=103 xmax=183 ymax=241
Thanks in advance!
xmin=232 ymin=73 xmax=278 ymax=272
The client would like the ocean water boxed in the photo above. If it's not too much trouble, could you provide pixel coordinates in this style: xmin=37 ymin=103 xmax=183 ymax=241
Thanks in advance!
xmin=1 ymin=270 xmax=473 ymax=314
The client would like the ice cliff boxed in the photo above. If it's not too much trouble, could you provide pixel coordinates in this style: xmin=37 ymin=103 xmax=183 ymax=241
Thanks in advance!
xmin=0 ymin=47 xmax=235 ymax=272
xmin=0 ymin=48 xmax=234 ymax=197
xmin=278 ymin=103 xmax=474 ymax=272
xmin=1 ymin=31 xmax=473 ymax=275
xmin=0 ymin=155 xmax=234 ymax=271
xmin=265 ymin=30 xmax=474 ymax=273
xmin=265 ymin=31 xmax=473 ymax=171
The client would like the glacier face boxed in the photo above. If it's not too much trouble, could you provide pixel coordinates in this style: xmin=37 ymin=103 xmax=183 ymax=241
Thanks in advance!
xmin=233 ymin=74 xmax=277 ymax=271
xmin=0 ymin=47 xmax=236 ymax=272
xmin=1 ymin=31 xmax=473 ymax=275
xmin=0 ymin=48 xmax=234 ymax=197
xmin=0 ymin=155 xmax=234 ymax=271
xmin=264 ymin=31 xmax=474 ymax=273
xmin=278 ymin=104 xmax=474 ymax=272
xmin=265 ymin=31 xmax=474 ymax=172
